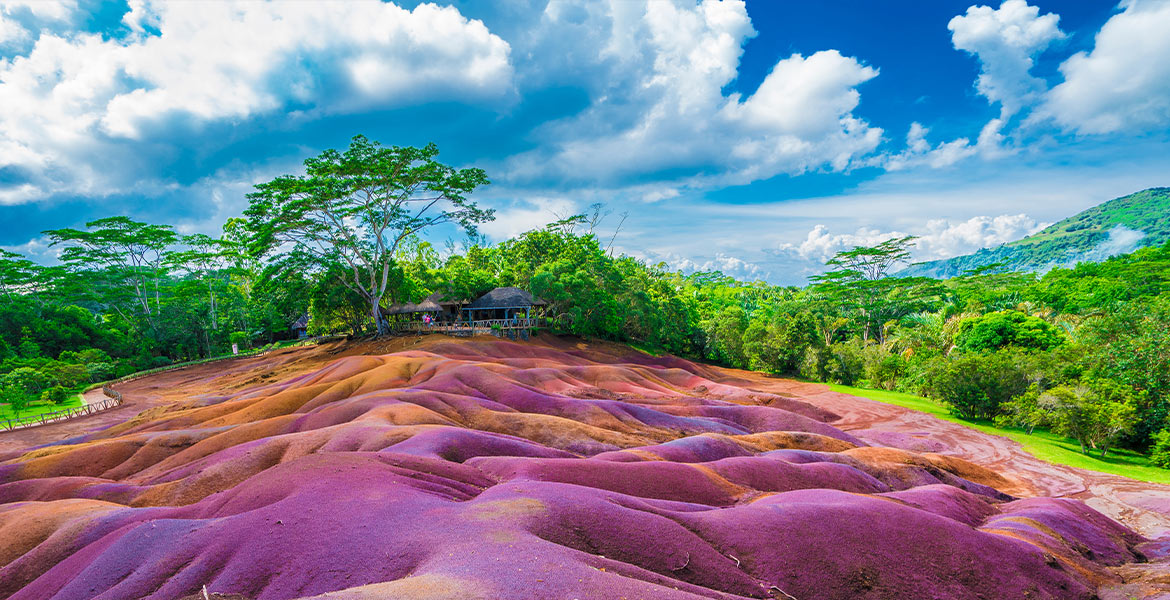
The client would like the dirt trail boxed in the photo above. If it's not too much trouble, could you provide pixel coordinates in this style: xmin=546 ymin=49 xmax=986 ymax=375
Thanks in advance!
xmin=719 ymin=369 xmax=1170 ymax=542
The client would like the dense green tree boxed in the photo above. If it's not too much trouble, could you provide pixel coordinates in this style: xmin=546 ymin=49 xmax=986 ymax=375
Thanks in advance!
xmin=1037 ymin=379 xmax=1141 ymax=457
xmin=44 ymin=217 xmax=178 ymax=326
xmin=1076 ymin=296 xmax=1170 ymax=446
xmin=811 ymin=237 xmax=944 ymax=343
xmin=956 ymin=310 xmax=1064 ymax=352
xmin=922 ymin=350 xmax=1034 ymax=419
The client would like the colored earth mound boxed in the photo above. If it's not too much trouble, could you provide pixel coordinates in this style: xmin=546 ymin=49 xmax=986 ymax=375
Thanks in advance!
xmin=0 ymin=337 xmax=1151 ymax=599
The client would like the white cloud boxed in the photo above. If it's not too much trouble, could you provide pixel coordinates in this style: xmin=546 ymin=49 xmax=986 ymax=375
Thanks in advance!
xmin=0 ymin=1 xmax=512 ymax=204
xmin=776 ymin=224 xmax=903 ymax=264
xmin=1041 ymin=0 xmax=1170 ymax=134
xmin=776 ymin=214 xmax=1043 ymax=265
xmin=507 ymin=0 xmax=882 ymax=187
xmin=635 ymin=249 xmax=763 ymax=280
xmin=883 ymin=122 xmax=977 ymax=171
xmin=913 ymin=213 xmax=1044 ymax=260
xmin=872 ymin=0 xmax=1061 ymax=172
xmin=948 ymin=0 xmax=1063 ymax=117
xmin=477 ymin=196 xmax=578 ymax=241
xmin=0 ymin=12 xmax=25 ymax=46
xmin=0 ymin=1 xmax=75 ymax=22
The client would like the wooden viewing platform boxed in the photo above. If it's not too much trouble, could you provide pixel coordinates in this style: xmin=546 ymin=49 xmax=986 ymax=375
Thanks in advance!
xmin=392 ymin=318 xmax=540 ymax=338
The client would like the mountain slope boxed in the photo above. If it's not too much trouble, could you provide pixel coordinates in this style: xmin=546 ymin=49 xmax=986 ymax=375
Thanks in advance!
xmin=903 ymin=187 xmax=1170 ymax=278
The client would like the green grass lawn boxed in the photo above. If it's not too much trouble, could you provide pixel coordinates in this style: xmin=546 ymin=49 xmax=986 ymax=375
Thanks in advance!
xmin=830 ymin=384 xmax=1170 ymax=485
xmin=0 ymin=392 xmax=84 ymax=426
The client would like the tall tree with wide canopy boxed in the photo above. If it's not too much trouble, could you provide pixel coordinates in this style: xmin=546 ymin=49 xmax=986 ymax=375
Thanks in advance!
xmin=811 ymin=236 xmax=943 ymax=343
xmin=245 ymin=136 xmax=493 ymax=335
xmin=0 ymin=250 xmax=39 ymax=298
xmin=43 ymin=217 xmax=178 ymax=327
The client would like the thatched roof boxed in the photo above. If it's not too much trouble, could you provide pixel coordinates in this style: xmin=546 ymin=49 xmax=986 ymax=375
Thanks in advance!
xmin=291 ymin=314 xmax=309 ymax=329
xmin=425 ymin=291 xmax=464 ymax=307
xmin=384 ymin=291 xmax=460 ymax=314
xmin=465 ymin=287 xmax=546 ymax=310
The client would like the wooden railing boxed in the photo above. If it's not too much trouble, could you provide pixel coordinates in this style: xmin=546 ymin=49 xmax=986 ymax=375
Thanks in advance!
xmin=1 ymin=387 xmax=124 ymax=432
xmin=392 ymin=318 xmax=540 ymax=334
xmin=0 ymin=336 xmax=349 ymax=433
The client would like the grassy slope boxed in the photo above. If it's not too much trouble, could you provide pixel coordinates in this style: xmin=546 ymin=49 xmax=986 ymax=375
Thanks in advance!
xmin=1018 ymin=187 xmax=1170 ymax=248
xmin=830 ymin=384 xmax=1170 ymax=485
xmin=0 ymin=393 xmax=84 ymax=424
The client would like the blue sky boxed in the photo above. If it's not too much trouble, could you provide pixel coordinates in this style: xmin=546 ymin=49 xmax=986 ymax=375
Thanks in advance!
xmin=1 ymin=0 xmax=1168 ymax=284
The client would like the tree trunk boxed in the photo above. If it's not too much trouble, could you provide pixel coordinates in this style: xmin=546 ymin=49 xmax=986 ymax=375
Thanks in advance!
xmin=371 ymin=296 xmax=387 ymax=336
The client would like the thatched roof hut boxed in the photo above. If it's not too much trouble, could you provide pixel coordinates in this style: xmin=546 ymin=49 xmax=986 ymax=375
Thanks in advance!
xmin=384 ymin=291 xmax=463 ymax=315
xmin=465 ymin=287 xmax=547 ymax=310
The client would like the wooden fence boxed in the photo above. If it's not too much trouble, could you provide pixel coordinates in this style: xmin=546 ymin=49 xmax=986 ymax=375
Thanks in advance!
xmin=392 ymin=318 xmax=540 ymax=336
xmin=1 ymin=385 xmax=123 ymax=432
xmin=0 ymin=335 xmax=348 ymax=433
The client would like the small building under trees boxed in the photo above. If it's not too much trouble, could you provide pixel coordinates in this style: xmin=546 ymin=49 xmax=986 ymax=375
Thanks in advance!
xmin=388 ymin=287 xmax=544 ymax=338
xmin=291 ymin=314 xmax=310 ymax=339
xmin=463 ymin=287 xmax=546 ymax=322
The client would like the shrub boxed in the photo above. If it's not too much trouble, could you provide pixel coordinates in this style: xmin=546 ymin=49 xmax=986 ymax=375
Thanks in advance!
xmin=923 ymin=350 xmax=1033 ymax=419
xmin=86 ymin=362 xmax=115 ymax=382
xmin=1 ymin=367 xmax=45 ymax=397
xmin=40 ymin=362 xmax=88 ymax=388
xmin=862 ymin=346 xmax=907 ymax=391
xmin=996 ymin=384 xmax=1050 ymax=434
xmin=76 ymin=348 xmax=112 ymax=364
xmin=799 ymin=346 xmax=829 ymax=382
xmin=956 ymin=311 xmax=1064 ymax=352
xmin=826 ymin=340 xmax=865 ymax=386
xmin=1037 ymin=379 xmax=1141 ymax=457
xmin=40 ymin=385 xmax=69 ymax=404
xmin=229 ymin=331 xmax=249 ymax=348
xmin=17 ymin=339 xmax=41 ymax=358
xmin=1151 ymin=429 xmax=1170 ymax=468
xmin=0 ymin=385 xmax=29 ymax=416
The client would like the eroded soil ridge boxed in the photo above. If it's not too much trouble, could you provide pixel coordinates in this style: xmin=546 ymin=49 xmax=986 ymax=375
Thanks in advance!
xmin=0 ymin=338 xmax=1156 ymax=599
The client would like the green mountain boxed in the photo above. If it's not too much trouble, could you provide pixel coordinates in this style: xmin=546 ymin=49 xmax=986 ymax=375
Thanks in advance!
xmin=902 ymin=187 xmax=1170 ymax=278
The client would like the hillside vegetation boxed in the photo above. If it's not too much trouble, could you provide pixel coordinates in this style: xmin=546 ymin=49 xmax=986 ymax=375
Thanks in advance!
xmin=904 ymin=187 xmax=1170 ymax=278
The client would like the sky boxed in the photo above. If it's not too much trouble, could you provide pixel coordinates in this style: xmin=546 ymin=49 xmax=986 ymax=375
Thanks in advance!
xmin=1 ymin=0 xmax=1168 ymax=285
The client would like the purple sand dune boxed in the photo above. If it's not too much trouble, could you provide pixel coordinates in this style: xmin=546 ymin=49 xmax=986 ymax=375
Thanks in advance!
xmin=0 ymin=339 xmax=1148 ymax=599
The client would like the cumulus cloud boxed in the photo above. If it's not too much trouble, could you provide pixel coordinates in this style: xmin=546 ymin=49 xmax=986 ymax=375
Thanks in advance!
xmin=776 ymin=214 xmax=1043 ymax=265
xmin=948 ymin=0 xmax=1063 ymax=118
xmin=873 ymin=0 xmax=1060 ymax=172
xmin=507 ymin=0 xmax=882 ymax=188
xmin=0 ymin=12 xmax=25 ymax=46
xmin=0 ymin=1 xmax=512 ymax=204
xmin=1041 ymin=0 xmax=1170 ymax=134
xmin=776 ymin=225 xmax=902 ymax=264
xmin=913 ymin=213 xmax=1044 ymax=260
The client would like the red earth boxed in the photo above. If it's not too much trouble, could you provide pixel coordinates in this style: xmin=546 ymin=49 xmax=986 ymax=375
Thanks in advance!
xmin=1 ymin=335 xmax=1168 ymax=599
